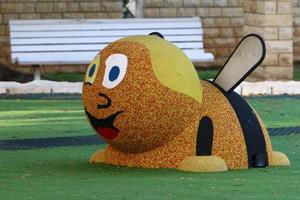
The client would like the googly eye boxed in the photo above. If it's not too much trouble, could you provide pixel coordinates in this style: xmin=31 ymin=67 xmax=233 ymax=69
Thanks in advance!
xmin=102 ymin=54 xmax=128 ymax=89
xmin=85 ymin=54 xmax=100 ymax=84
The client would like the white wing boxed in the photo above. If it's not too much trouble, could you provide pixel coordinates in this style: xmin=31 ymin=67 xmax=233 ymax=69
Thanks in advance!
xmin=213 ymin=34 xmax=266 ymax=92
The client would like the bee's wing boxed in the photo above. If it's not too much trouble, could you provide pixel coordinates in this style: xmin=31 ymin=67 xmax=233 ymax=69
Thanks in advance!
xmin=213 ymin=34 xmax=266 ymax=92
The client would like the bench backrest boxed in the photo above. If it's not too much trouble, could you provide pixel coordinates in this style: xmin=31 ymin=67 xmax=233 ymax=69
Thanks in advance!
xmin=9 ymin=17 xmax=212 ymax=65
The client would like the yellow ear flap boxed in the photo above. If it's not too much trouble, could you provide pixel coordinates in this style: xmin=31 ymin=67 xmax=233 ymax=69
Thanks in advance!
xmin=120 ymin=36 xmax=202 ymax=103
xmin=85 ymin=54 xmax=100 ymax=84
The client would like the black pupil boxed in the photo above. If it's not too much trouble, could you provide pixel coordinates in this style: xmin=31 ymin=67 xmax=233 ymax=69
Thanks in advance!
xmin=89 ymin=64 xmax=96 ymax=77
xmin=109 ymin=66 xmax=120 ymax=81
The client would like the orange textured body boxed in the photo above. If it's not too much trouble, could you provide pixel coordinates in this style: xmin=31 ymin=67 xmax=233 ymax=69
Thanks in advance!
xmin=83 ymin=35 xmax=289 ymax=172
xmin=90 ymin=81 xmax=274 ymax=170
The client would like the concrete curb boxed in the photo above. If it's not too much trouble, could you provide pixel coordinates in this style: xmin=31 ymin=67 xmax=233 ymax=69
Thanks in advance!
xmin=235 ymin=81 xmax=300 ymax=96
xmin=0 ymin=80 xmax=300 ymax=96
xmin=0 ymin=80 xmax=82 ymax=95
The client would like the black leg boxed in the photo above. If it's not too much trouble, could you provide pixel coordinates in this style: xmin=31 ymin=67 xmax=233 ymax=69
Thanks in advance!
xmin=196 ymin=116 xmax=214 ymax=156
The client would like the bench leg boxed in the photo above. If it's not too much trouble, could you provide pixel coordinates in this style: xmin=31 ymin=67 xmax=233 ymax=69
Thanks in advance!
xmin=136 ymin=0 xmax=144 ymax=18
xmin=33 ymin=65 xmax=41 ymax=80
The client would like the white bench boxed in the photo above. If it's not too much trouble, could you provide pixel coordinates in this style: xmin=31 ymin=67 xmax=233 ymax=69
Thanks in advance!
xmin=9 ymin=17 xmax=214 ymax=80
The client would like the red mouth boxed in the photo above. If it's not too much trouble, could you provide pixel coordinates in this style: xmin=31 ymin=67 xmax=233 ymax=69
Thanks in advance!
xmin=85 ymin=110 xmax=123 ymax=140
xmin=95 ymin=127 xmax=119 ymax=140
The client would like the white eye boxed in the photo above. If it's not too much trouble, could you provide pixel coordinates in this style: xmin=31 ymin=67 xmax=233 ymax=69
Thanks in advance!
xmin=102 ymin=54 xmax=128 ymax=89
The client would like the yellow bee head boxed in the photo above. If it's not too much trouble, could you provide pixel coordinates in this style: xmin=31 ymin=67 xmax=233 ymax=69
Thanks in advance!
xmin=82 ymin=35 xmax=202 ymax=153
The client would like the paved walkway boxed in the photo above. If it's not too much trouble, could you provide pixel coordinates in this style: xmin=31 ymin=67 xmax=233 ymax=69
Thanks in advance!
xmin=0 ymin=80 xmax=300 ymax=96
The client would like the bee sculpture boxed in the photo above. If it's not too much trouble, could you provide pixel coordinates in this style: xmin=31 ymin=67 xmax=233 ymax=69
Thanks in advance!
xmin=82 ymin=33 xmax=290 ymax=172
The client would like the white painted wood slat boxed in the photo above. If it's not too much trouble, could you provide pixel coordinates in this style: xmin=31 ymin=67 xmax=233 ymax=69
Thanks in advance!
xmin=9 ymin=17 xmax=214 ymax=65
xmin=10 ymin=17 xmax=201 ymax=25
xmin=11 ymin=35 xmax=202 ymax=45
xmin=11 ymin=29 xmax=203 ymax=38
xmin=10 ymin=22 xmax=201 ymax=32
xmin=11 ymin=42 xmax=203 ymax=52
xmin=12 ymin=50 xmax=212 ymax=64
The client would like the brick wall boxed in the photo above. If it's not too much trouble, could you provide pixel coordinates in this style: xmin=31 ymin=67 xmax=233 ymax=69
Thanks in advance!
xmin=0 ymin=0 xmax=298 ymax=79
xmin=143 ymin=0 xmax=245 ymax=67
xmin=244 ymin=0 xmax=293 ymax=80
xmin=294 ymin=0 xmax=300 ymax=62
xmin=0 ymin=0 xmax=122 ymax=73
xmin=143 ymin=0 xmax=300 ymax=67
xmin=144 ymin=0 xmax=296 ymax=80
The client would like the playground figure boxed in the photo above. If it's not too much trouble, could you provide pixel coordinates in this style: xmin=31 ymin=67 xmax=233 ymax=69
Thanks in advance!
xmin=82 ymin=33 xmax=290 ymax=172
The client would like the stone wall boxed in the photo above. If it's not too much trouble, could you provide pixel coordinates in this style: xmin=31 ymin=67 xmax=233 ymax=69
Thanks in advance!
xmin=244 ymin=0 xmax=293 ymax=80
xmin=294 ymin=0 xmax=300 ymax=62
xmin=143 ymin=0 xmax=245 ymax=67
xmin=0 ymin=0 xmax=122 ymax=73
xmin=0 ymin=0 xmax=298 ymax=80
xmin=144 ymin=0 xmax=296 ymax=80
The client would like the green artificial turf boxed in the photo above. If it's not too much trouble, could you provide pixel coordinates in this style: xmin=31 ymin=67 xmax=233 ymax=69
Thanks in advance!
xmin=42 ymin=73 xmax=84 ymax=82
xmin=0 ymin=97 xmax=299 ymax=140
xmin=0 ymin=99 xmax=93 ymax=140
xmin=197 ymin=69 xmax=219 ymax=80
xmin=198 ymin=67 xmax=300 ymax=81
xmin=42 ymin=68 xmax=300 ymax=82
xmin=0 ymin=97 xmax=299 ymax=199
xmin=247 ymin=96 xmax=300 ymax=128
xmin=0 ymin=136 xmax=299 ymax=200
xmin=294 ymin=67 xmax=300 ymax=81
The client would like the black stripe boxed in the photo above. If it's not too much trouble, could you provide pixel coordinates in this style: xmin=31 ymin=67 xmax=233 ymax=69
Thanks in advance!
xmin=207 ymin=81 xmax=268 ymax=168
xmin=196 ymin=116 xmax=214 ymax=156
xmin=225 ymin=92 xmax=268 ymax=167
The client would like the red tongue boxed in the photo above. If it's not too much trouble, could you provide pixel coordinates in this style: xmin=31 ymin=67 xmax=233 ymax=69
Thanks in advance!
xmin=96 ymin=127 xmax=118 ymax=140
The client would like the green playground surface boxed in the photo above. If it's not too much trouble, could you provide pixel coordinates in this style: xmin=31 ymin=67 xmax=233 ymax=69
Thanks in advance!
xmin=0 ymin=96 xmax=300 ymax=199
xmin=0 ymin=96 xmax=299 ymax=140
